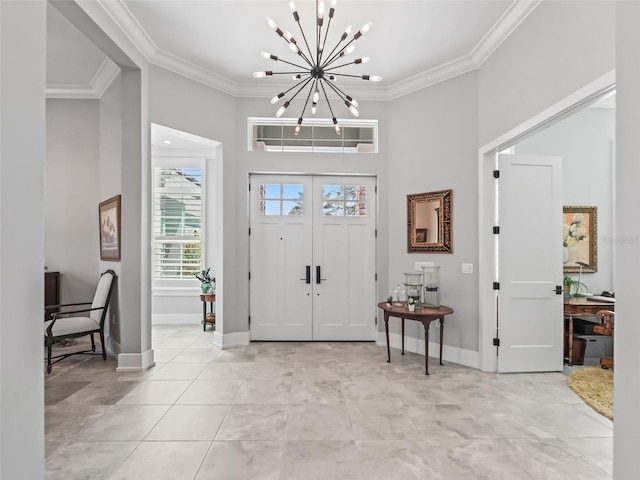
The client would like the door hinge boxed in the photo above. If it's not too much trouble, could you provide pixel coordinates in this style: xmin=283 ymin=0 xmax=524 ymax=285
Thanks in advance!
xmin=493 ymin=226 xmax=500 ymax=234
xmin=248 ymin=316 xmax=251 ymax=326
xmin=248 ymin=227 xmax=251 ymax=236
xmin=375 ymin=229 xmax=378 ymax=238
xmin=249 ymin=271 xmax=251 ymax=280
xmin=493 ymin=170 xmax=500 ymax=178
xmin=493 ymin=337 xmax=500 ymax=347
xmin=375 ymin=185 xmax=378 ymax=194
xmin=248 ymin=184 xmax=251 ymax=191
xmin=375 ymin=273 xmax=378 ymax=281
xmin=493 ymin=282 xmax=500 ymax=290
xmin=375 ymin=316 xmax=377 ymax=326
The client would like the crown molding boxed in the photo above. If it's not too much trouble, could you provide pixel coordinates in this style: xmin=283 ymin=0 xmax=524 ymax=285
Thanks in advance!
xmin=46 ymin=57 xmax=121 ymax=99
xmin=50 ymin=0 xmax=539 ymax=101
xmin=471 ymin=0 xmax=541 ymax=67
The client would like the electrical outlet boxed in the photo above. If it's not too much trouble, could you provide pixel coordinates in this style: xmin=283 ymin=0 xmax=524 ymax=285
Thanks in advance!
xmin=462 ymin=263 xmax=474 ymax=274
xmin=415 ymin=261 xmax=435 ymax=271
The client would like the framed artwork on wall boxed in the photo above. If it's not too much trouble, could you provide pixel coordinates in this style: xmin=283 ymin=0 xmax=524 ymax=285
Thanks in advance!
xmin=563 ymin=205 xmax=597 ymax=273
xmin=99 ymin=195 xmax=121 ymax=261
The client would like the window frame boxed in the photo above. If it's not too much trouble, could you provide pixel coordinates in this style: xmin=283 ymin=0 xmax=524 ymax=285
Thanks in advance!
xmin=248 ymin=117 xmax=378 ymax=153
xmin=151 ymin=157 xmax=206 ymax=290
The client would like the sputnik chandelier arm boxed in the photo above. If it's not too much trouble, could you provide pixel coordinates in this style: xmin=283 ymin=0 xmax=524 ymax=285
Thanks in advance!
xmin=253 ymin=0 xmax=381 ymax=135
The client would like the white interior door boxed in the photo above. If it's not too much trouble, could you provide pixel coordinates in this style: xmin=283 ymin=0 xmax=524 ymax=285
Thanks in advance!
xmin=249 ymin=176 xmax=313 ymax=340
xmin=312 ymin=177 xmax=376 ymax=340
xmin=497 ymin=154 xmax=564 ymax=372
xmin=249 ymin=175 xmax=376 ymax=341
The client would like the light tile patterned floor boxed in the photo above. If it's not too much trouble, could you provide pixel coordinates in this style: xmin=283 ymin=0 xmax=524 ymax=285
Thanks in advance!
xmin=45 ymin=325 xmax=613 ymax=480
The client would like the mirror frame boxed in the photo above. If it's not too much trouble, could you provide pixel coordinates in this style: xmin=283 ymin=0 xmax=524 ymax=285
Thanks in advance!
xmin=407 ymin=189 xmax=453 ymax=253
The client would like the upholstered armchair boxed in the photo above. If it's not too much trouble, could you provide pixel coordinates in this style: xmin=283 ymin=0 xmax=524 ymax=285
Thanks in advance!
xmin=44 ymin=269 xmax=116 ymax=373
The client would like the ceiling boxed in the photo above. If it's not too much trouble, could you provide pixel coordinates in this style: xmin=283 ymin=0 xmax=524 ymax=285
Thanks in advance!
xmin=47 ymin=0 xmax=539 ymax=101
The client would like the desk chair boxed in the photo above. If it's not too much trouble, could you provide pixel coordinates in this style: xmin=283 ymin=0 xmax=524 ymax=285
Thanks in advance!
xmin=593 ymin=310 xmax=614 ymax=369
xmin=44 ymin=270 xmax=116 ymax=373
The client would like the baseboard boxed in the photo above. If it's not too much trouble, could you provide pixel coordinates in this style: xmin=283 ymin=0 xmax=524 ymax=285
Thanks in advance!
xmin=212 ymin=331 xmax=250 ymax=350
xmin=116 ymin=349 xmax=156 ymax=372
xmin=152 ymin=314 xmax=201 ymax=325
xmin=106 ymin=335 xmax=120 ymax=359
xmin=376 ymin=331 xmax=480 ymax=369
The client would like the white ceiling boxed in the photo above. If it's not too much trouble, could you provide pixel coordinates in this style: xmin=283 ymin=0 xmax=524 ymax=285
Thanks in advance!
xmin=46 ymin=0 xmax=539 ymax=100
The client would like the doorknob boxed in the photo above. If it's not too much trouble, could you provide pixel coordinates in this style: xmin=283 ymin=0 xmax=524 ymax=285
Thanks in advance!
xmin=316 ymin=266 xmax=327 ymax=284
xmin=300 ymin=266 xmax=311 ymax=284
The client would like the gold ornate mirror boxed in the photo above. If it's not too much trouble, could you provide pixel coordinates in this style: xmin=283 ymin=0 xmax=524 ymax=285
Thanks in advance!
xmin=407 ymin=189 xmax=452 ymax=253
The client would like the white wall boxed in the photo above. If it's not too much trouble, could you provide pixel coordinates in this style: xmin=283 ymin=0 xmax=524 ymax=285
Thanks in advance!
xmin=148 ymin=65 xmax=236 ymax=335
xmin=387 ymin=71 xmax=479 ymax=354
xmin=614 ymin=2 xmax=640 ymax=477
xmin=478 ymin=0 xmax=615 ymax=146
xmin=517 ymin=106 xmax=615 ymax=294
xmin=46 ymin=99 xmax=100 ymax=303
xmin=0 ymin=2 xmax=46 ymax=478
xmin=99 ymin=73 xmax=123 ymax=345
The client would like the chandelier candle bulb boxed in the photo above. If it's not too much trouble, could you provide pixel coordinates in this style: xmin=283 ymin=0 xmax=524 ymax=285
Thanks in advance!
xmin=271 ymin=93 xmax=284 ymax=104
xmin=346 ymin=95 xmax=358 ymax=107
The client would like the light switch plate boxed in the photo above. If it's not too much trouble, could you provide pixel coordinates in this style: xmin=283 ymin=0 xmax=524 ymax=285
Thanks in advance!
xmin=415 ymin=261 xmax=435 ymax=271
xmin=462 ymin=263 xmax=474 ymax=274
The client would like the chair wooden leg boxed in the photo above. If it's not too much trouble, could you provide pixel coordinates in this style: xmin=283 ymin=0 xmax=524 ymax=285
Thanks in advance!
xmin=46 ymin=336 xmax=53 ymax=374
xmin=99 ymin=330 xmax=107 ymax=361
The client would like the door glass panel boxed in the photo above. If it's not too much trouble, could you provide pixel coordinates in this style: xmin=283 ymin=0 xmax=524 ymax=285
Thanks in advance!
xmin=283 ymin=201 xmax=303 ymax=216
xmin=283 ymin=184 xmax=304 ymax=199
xmin=323 ymin=201 xmax=344 ymax=216
xmin=323 ymin=185 xmax=344 ymax=200
xmin=261 ymin=200 xmax=281 ymax=215
xmin=262 ymin=184 xmax=280 ymax=199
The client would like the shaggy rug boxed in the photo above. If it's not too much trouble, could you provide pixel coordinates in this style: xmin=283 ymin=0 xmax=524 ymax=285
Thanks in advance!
xmin=568 ymin=367 xmax=613 ymax=420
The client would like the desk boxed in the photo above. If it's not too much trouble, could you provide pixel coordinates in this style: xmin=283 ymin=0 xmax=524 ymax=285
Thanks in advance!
xmin=377 ymin=302 xmax=454 ymax=375
xmin=200 ymin=293 xmax=216 ymax=331
xmin=564 ymin=297 xmax=614 ymax=366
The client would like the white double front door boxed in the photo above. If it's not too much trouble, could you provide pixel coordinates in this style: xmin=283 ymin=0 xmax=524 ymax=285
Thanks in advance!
xmin=249 ymin=175 xmax=376 ymax=341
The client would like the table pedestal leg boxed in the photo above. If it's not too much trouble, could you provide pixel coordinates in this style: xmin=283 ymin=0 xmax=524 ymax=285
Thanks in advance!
xmin=384 ymin=314 xmax=391 ymax=363
xmin=423 ymin=321 xmax=430 ymax=375
xmin=439 ymin=317 xmax=444 ymax=365
xmin=401 ymin=318 xmax=405 ymax=355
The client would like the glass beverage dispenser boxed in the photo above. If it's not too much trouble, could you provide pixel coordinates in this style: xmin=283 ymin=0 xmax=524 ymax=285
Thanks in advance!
xmin=422 ymin=266 xmax=441 ymax=308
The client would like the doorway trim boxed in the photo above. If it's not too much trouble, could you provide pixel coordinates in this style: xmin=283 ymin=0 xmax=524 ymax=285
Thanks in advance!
xmin=477 ymin=70 xmax=616 ymax=372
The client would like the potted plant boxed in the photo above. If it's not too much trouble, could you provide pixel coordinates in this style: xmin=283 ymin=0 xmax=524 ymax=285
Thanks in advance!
xmin=563 ymin=273 xmax=586 ymax=296
xmin=195 ymin=267 xmax=215 ymax=294
xmin=407 ymin=297 xmax=416 ymax=312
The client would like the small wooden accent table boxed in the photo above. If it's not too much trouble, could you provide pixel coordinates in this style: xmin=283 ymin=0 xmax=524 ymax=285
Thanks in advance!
xmin=377 ymin=302 xmax=454 ymax=375
xmin=200 ymin=293 xmax=216 ymax=331
xmin=564 ymin=297 xmax=614 ymax=366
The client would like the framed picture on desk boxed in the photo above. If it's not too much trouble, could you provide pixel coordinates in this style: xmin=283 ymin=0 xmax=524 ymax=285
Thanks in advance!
xmin=563 ymin=205 xmax=597 ymax=273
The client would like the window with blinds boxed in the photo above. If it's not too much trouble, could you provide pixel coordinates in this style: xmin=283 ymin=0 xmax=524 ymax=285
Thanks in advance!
xmin=153 ymin=166 xmax=203 ymax=280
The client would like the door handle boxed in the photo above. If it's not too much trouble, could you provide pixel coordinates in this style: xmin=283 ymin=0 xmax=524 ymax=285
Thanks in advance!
xmin=316 ymin=266 xmax=327 ymax=284
xmin=555 ymin=285 xmax=562 ymax=295
xmin=300 ymin=266 xmax=311 ymax=284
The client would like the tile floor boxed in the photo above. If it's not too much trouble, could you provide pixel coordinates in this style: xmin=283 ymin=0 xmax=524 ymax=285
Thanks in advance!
xmin=45 ymin=325 xmax=613 ymax=480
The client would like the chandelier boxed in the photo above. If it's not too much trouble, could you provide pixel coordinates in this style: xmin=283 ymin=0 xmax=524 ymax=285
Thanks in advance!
xmin=253 ymin=0 xmax=381 ymax=135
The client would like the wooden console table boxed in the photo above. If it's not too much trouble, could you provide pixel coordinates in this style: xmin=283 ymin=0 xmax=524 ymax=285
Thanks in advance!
xmin=200 ymin=293 xmax=216 ymax=331
xmin=564 ymin=297 xmax=614 ymax=366
xmin=377 ymin=302 xmax=454 ymax=375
